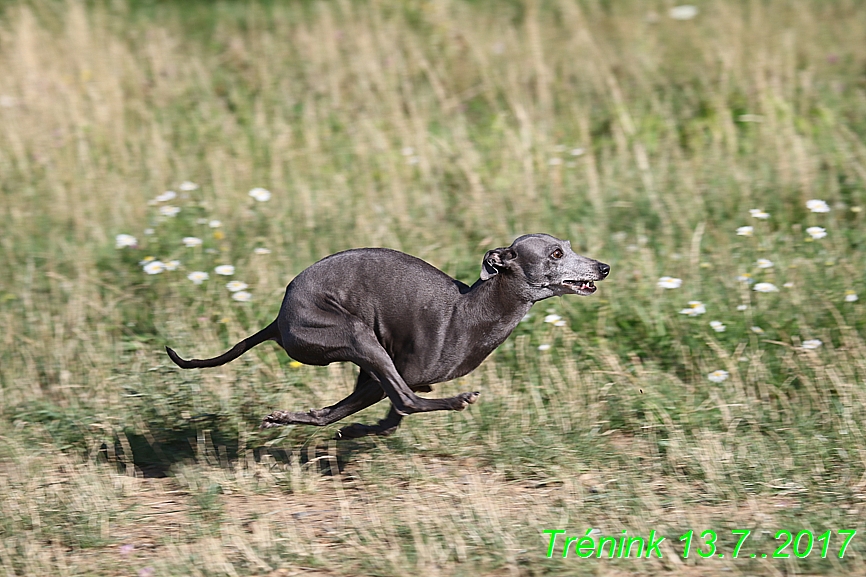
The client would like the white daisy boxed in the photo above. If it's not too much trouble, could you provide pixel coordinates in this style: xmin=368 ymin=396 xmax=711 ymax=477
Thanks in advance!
xmin=187 ymin=271 xmax=209 ymax=285
xmin=679 ymin=301 xmax=706 ymax=316
xmin=115 ymin=234 xmax=137 ymax=249
xmin=520 ymin=314 xmax=533 ymax=323
xmin=232 ymin=291 xmax=252 ymax=302
xmin=708 ymin=369 xmax=729 ymax=383
xmin=155 ymin=190 xmax=177 ymax=202
xmin=756 ymin=259 xmax=774 ymax=269
xmin=544 ymin=314 xmax=562 ymax=324
xmin=750 ymin=326 xmax=764 ymax=334
xmin=737 ymin=273 xmax=754 ymax=284
xmin=183 ymin=237 xmax=203 ymax=248
xmin=844 ymin=291 xmax=858 ymax=302
xmin=226 ymin=281 xmax=248 ymax=292
xmin=657 ymin=276 xmax=683 ymax=289
xmin=178 ymin=181 xmax=199 ymax=191
xmin=670 ymin=5 xmax=698 ymax=20
xmin=554 ymin=320 xmax=567 ymax=327
xmin=736 ymin=226 xmax=754 ymax=236
xmin=753 ymin=282 xmax=779 ymax=293
xmin=214 ymin=265 xmax=235 ymax=276
xmin=737 ymin=304 xmax=748 ymax=311
xmin=165 ymin=260 xmax=181 ymax=271
xmin=806 ymin=226 xmax=827 ymax=239
xmin=143 ymin=260 xmax=165 ymax=275
xmin=537 ymin=344 xmax=551 ymax=351
xmin=806 ymin=199 xmax=830 ymax=213
xmin=159 ymin=205 xmax=180 ymax=217
xmin=709 ymin=321 xmax=726 ymax=332
xmin=249 ymin=188 xmax=272 ymax=202
xmin=208 ymin=220 xmax=222 ymax=228
xmin=801 ymin=339 xmax=822 ymax=350
xmin=749 ymin=209 xmax=770 ymax=219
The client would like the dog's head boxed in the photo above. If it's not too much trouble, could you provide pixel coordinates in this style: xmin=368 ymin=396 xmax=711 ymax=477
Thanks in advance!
xmin=481 ymin=233 xmax=609 ymax=301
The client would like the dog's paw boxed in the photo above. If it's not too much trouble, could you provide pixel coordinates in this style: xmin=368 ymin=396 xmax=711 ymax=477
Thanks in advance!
xmin=336 ymin=422 xmax=400 ymax=440
xmin=335 ymin=422 xmax=368 ymax=440
xmin=455 ymin=391 xmax=481 ymax=410
xmin=260 ymin=411 xmax=290 ymax=429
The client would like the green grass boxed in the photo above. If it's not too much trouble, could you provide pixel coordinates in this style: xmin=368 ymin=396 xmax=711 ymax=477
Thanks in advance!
xmin=1 ymin=0 xmax=866 ymax=575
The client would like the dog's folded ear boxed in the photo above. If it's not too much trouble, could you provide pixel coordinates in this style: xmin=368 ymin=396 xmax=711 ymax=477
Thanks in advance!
xmin=481 ymin=247 xmax=516 ymax=280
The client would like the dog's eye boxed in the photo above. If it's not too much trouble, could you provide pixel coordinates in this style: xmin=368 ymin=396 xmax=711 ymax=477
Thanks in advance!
xmin=551 ymin=248 xmax=563 ymax=259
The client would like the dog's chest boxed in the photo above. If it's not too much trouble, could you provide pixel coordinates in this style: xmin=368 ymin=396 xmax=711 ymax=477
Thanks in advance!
xmin=388 ymin=318 xmax=515 ymax=385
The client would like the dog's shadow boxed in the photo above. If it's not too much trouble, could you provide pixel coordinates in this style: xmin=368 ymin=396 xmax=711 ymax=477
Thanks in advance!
xmin=108 ymin=418 xmax=391 ymax=478
xmin=11 ymin=397 xmax=403 ymax=478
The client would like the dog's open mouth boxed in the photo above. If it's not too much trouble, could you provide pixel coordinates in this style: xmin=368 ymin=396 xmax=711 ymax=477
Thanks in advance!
xmin=561 ymin=279 xmax=597 ymax=295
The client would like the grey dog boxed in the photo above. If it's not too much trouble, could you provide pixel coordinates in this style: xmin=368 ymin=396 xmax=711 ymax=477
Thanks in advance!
xmin=166 ymin=233 xmax=609 ymax=439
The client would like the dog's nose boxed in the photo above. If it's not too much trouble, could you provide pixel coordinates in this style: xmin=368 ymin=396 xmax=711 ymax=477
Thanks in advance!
xmin=598 ymin=262 xmax=611 ymax=278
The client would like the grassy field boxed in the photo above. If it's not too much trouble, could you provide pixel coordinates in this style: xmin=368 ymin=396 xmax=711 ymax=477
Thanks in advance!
xmin=1 ymin=0 xmax=866 ymax=575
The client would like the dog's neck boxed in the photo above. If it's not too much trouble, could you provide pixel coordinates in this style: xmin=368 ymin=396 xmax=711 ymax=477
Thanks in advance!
xmin=463 ymin=275 xmax=536 ymax=333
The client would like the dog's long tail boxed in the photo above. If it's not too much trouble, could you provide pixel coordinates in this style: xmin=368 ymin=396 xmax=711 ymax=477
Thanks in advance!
xmin=166 ymin=320 xmax=280 ymax=369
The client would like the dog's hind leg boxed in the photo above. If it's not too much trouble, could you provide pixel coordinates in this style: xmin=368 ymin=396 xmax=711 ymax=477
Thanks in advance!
xmin=261 ymin=370 xmax=385 ymax=429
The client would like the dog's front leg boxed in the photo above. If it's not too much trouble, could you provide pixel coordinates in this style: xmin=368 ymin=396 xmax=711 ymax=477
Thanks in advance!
xmin=349 ymin=331 xmax=480 ymax=415
xmin=335 ymin=405 xmax=404 ymax=439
